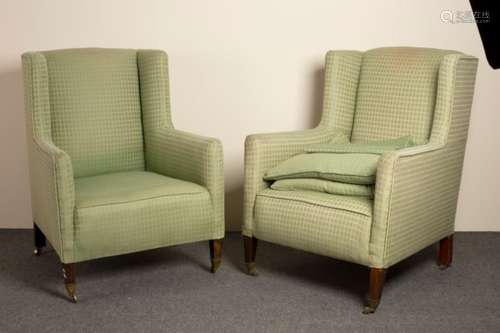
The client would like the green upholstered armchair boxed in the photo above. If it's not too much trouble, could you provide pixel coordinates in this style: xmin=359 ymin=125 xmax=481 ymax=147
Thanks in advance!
xmin=242 ymin=47 xmax=478 ymax=313
xmin=22 ymin=48 xmax=224 ymax=302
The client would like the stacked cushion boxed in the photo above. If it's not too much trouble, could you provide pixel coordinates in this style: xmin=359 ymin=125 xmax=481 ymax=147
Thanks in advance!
xmin=264 ymin=135 xmax=415 ymax=197
xmin=264 ymin=153 xmax=379 ymax=185
xmin=271 ymin=178 xmax=374 ymax=198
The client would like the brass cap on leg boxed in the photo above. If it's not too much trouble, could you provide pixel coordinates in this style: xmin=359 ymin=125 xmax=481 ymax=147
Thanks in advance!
xmin=211 ymin=258 xmax=222 ymax=273
xmin=245 ymin=262 xmax=258 ymax=276
xmin=65 ymin=283 xmax=77 ymax=303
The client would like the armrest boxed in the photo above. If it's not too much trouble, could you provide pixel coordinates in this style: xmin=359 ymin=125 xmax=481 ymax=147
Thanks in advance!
xmin=28 ymin=138 xmax=76 ymax=262
xmin=242 ymin=126 xmax=336 ymax=236
xmin=147 ymin=129 xmax=223 ymax=188
xmin=370 ymin=142 xmax=460 ymax=268
xmin=146 ymin=129 xmax=224 ymax=236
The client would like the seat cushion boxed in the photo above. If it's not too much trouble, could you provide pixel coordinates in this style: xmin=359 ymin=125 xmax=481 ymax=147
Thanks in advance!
xmin=73 ymin=171 xmax=215 ymax=262
xmin=75 ymin=171 xmax=206 ymax=208
xmin=254 ymin=189 xmax=372 ymax=265
xmin=264 ymin=153 xmax=379 ymax=185
xmin=271 ymin=178 xmax=373 ymax=198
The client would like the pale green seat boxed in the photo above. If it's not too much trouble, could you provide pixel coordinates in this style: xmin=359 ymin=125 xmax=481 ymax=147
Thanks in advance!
xmin=22 ymin=48 xmax=224 ymax=301
xmin=242 ymin=47 xmax=478 ymax=313
xmin=255 ymin=189 xmax=372 ymax=265
xmin=75 ymin=171 xmax=208 ymax=208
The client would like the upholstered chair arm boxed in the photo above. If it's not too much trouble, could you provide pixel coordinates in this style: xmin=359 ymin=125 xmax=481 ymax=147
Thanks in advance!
xmin=242 ymin=127 xmax=337 ymax=236
xmin=22 ymin=52 xmax=76 ymax=263
xmin=146 ymin=128 xmax=224 ymax=238
xmin=28 ymin=138 xmax=76 ymax=263
xmin=369 ymin=53 xmax=478 ymax=269
xmin=370 ymin=143 xmax=461 ymax=268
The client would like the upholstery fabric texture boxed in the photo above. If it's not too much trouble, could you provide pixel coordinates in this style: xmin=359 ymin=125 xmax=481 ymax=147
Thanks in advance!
xmin=325 ymin=131 xmax=350 ymax=144
xmin=264 ymin=153 xmax=380 ymax=185
xmin=243 ymin=47 xmax=478 ymax=270
xmin=75 ymin=171 xmax=207 ymax=208
xmin=351 ymin=47 xmax=456 ymax=144
xmin=22 ymin=48 xmax=224 ymax=263
xmin=271 ymin=179 xmax=373 ymax=198
xmin=268 ymin=136 xmax=413 ymax=196
xmin=254 ymin=189 xmax=372 ymax=266
xmin=43 ymin=49 xmax=145 ymax=178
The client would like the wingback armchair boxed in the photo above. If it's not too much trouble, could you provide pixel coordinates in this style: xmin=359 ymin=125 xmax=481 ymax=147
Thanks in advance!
xmin=22 ymin=48 xmax=224 ymax=301
xmin=242 ymin=47 xmax=478 ymax=313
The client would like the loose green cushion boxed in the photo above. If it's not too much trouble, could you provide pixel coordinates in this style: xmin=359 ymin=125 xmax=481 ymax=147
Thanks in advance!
xmin=271 ymin=178 xmax=373 ymax=198
xmin=264 ymin=153 xmax=379 ymax=185
xmin=304 ymin=136 xmax=414 ymax=154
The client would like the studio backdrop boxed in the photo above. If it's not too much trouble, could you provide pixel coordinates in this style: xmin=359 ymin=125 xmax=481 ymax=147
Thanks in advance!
xmin=0 ymin=0 xmax=498 ymax=231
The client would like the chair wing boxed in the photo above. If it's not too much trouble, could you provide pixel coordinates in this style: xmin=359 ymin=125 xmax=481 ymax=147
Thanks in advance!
xmin=371 ymin=54 xmax=478 ymax=268
xmin=22 ymin=52 xmax=76 ymax=262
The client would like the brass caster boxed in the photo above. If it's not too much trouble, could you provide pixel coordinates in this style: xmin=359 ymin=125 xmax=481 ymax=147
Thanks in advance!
xmin=211 ymin=259 xmax=221 ymax=273
xmin=34 ymin=248 xmax=42 ymax=256
xmin=362 ymin=305 xmax=376 ymax=314
xmin=65 ymin=283 xmax=77 ymax=303
xmin=363 ymin=297 xmax=379 ymax=314
xmin=245 ymin=262 xmax=258 ymax=276
xmin=62 ymin=264 xmax=76 ymax=303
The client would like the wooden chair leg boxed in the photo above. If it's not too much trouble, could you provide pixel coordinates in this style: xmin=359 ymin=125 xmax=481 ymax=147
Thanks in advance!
xmin=243 ymin=236 xmax=258 ymax=276
xmin=209 ymin=239 xmax=222 ymax=273
xmin=33 ymin=223 xmax=46 ymax=256
xmin=62 ymin=263 xmax=77 ymax=303
xmin=438 ymin=235 xmax=453 ymax=270
xmin=363 ymin=268 xmax=387 ymax=314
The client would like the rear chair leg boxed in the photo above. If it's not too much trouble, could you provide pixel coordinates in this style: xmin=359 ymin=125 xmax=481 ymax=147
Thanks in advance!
xmin=243 ymin=236 xmax=258 ymax=276
xmin=363 ymin=268 xmax=387 ymax=314
xmin=438 ymin=235 xmax=453 ymax=270
xmin=33 ymin=223 xmax=46 ymax=256
xmin=209 ymin=239 xmax=223 ymax=273
xmin=62 ymin=263 xmax=77 ymax=303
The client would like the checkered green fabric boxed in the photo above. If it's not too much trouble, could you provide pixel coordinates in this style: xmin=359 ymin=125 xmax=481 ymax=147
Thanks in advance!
xmin=320 ymin=51 xmax=363 ymax=136
xmin=271 ymin=179 xmax=373 ymax=198
xmin=74 ymin=171 xmax=214 ymax=262
xmin=22 ymin=49 xmax=224 ymax=263
xmin=370 ymin=54 xmax=478 ymax=268
xmin=304 ymin=136 xmax=414 ymax=154
xmin=75 ymin=171 xmax=207 ymax=208
xmin=263 ymin=153 xmax=380 ymax=184
xmin=254 ymin=189 xmax=372 ymax=265
xmin=242 ymin=128 xmax=336 ymax=236
xmin=243 ymin=48 xmax=478 ymax=269
xmin=351 ymin=47 xmax=456 ymax=144
xmin=43 ymin=49 xmax=145 ymax=177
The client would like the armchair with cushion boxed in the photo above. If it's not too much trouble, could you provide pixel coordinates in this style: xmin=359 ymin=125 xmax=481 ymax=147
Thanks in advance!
xmin=22 ymin=48 xmax=224 ymax=301
xmin=242 ymin=47 xmax=478 ymax=313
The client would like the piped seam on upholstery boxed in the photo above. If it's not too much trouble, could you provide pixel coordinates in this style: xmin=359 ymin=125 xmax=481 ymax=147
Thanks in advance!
xmin=256 ymin=193 xmax=372 ymax=217
xmin=77 ymin=191 xmax=207 ymax=209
